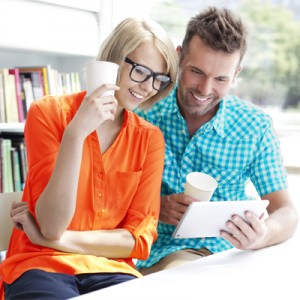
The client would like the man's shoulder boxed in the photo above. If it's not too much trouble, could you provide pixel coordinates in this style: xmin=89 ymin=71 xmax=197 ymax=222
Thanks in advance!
xmin=222 ymin=95 xmax=273 ymax=136
xmin=225 ymin=95 xmax=272 ymax=122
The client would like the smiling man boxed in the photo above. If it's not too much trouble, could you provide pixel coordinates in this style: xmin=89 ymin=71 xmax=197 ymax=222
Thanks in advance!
xmin=135 ymin=6 xmax=298 ymax=275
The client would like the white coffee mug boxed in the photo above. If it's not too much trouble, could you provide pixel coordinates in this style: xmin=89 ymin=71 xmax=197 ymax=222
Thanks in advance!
xmin=85 ymin=61 xmax=119 ymax=96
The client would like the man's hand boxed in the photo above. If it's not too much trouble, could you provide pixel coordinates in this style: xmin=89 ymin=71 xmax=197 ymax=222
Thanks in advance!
xmin=220 ymin=211 xmax=268 ymax=250
xmin=160 ymin=193 xmax=196 ymax=226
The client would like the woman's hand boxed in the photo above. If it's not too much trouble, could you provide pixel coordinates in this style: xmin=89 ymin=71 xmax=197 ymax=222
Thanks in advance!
xmin=11 ymin=201 xmax=45 ymax=246
xmin=69 ymin=84 xmax=120 ymax=139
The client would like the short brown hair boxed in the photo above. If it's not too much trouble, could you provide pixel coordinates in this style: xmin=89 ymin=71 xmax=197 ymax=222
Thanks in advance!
xmin=181 ymin=6 xmax=248 ymax=65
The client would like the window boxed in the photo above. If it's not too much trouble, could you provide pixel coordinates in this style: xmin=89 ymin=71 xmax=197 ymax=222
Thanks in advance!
xmin=111 ymin=0 xmax=300 ymax=200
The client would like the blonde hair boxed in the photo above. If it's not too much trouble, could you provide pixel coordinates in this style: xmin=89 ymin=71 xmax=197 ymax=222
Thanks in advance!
xmin=96 ymin=17 xmax=178 ymax=109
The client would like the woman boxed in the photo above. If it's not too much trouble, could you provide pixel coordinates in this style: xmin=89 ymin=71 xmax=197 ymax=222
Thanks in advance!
xmin=0 ymin=17 xmax=178 ymax=299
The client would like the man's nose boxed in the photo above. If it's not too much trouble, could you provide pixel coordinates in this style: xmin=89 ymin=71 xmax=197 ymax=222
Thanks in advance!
xmin=198 ymin=78 xmax=213 ymax=95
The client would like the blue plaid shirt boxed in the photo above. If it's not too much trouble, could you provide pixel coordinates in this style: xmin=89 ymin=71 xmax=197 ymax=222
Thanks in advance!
xmin=134 ymin=86 xmax=287 ymax=269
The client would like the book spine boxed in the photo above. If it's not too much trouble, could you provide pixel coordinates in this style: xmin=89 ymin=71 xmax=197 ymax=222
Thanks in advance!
xmin=1 ymin=139 xmax=14 ymax=192
xmin=11 ymin=147 xmax=22 ymax=191
xmin=2 ymin=69 xmax=19 ymax=123
xmin=9 ymin=68 xmax=25 ymax=122
xmin=0 ymin=73 xmax=6 ymax=123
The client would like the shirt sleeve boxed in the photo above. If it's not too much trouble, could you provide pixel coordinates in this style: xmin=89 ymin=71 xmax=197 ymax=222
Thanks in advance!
xmin=249 ymin=120 xmax=287 ymax=196
xmin=122 ymin=127 xmax=165 ymax=260
xmin=23 ymin=97 xmax=66 ymax=212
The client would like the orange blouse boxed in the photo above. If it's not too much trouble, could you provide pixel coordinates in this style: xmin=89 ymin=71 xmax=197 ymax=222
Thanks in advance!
xmin=0 ymin=91 xmax=164 ymax=286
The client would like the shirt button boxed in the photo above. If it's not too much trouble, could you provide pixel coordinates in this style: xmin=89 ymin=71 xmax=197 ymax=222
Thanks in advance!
xmin=97 ymin=192 xmax=102 ymax=197
xmin=98 ymin=173 xmax=103 ymax=178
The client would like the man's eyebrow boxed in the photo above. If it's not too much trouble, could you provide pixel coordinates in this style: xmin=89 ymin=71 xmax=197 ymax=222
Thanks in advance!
xmin=216 ymin=75 xmax=230 ymax=80
xmin=190 ymin=65 xmax=204 ymax=73
xmin=190 ymin=65 xmax=231 ymax=80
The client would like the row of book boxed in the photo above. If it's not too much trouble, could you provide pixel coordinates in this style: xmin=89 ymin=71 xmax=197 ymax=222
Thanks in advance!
xmin=0 ymin=137 xmax=27 ymax=193
xmin=0 ymin=65 xmax=82 ymax=123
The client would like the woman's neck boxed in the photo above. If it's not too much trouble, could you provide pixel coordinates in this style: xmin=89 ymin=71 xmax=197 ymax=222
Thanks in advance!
xmin=96 ymin=107 xmax=124 ymax=154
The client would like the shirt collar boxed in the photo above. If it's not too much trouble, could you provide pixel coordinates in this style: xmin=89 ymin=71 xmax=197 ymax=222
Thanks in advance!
xmin=159 ymin=86 xmax=179 ymax=116
xmin=161 ymin=85 xmax=227 ymax=138
xmin=212 ymin=98 xmax=226 ymax=138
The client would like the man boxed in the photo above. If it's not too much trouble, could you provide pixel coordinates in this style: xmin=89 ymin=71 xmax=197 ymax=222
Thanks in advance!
xmin=135 ymin=6 xmax=298 ymax=275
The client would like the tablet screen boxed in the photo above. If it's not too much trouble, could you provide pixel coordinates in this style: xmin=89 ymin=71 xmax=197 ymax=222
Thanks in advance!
xmin=172 ymin=200 xmax=269 ymax=238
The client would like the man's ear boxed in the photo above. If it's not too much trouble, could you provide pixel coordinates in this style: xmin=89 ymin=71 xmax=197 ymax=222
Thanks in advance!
xmin=231 ymin=65 xmax=243 ymax=87
xmin=176 ymin=45 xmax=182 ymax=57
xmin=234 ymin=65 xmax=242 ymax=77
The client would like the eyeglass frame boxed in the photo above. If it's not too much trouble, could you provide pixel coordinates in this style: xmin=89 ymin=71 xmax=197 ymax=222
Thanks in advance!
xmin=124 ymin=57 xmax=172 ymax=92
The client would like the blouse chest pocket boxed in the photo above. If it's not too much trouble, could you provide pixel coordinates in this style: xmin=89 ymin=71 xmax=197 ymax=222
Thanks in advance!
xmin=114 ymin=170 xmax=143 ymax=210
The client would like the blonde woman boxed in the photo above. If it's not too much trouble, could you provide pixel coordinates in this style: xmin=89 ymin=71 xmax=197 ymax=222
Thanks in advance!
xmin=0 ymin=17 xmax=177 ymax=299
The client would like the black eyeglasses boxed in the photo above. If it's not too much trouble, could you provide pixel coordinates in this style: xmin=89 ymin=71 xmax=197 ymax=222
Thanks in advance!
xmin=124 ymin=57 xmax=172 ymax=92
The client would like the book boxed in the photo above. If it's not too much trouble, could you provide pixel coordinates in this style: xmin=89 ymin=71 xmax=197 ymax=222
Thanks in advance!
xmin=74 ymin=72 xmax=81 ymax=92
xmin=51 ymin=68 xmax=59 ymax=95
xmin=11 ymin=147 xmax=22 ymax=191
xmin=20 ymin=76 xmax=35 ymax=116
xmin=17 ymin=66 xmax=51 ymax=96
xmin=9 ymin=68 xmax=25 ymax=122
xmin=18 ymin=69 xmax=44 ymax=100
xmin=1 ymin=138 xmax=14 ymax=192
xmin=0 ymin=73 xmax=6 ymax=123
xmin=44 ymin=64 xmax=55 ymax=95
xmin=0 ymin=68 xmax=19 ymax=123
xmin=61 ymin=72 xmax=72 ymax=94
xmin=11 ymin=138 xmax=27 ymax=188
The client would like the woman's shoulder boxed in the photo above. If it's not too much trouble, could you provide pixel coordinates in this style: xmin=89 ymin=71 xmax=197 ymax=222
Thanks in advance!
xmin=128 ymin=111 xmax=162 ymax=132
xmin=31 ymin=91 xmax=85 ymax=113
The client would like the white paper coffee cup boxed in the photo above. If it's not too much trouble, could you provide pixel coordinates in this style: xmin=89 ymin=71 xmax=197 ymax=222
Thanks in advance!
xmin=85 ymin=61 xmax=119 ymax=96
xmin=184 ymin=172 xmax=218 ymax=201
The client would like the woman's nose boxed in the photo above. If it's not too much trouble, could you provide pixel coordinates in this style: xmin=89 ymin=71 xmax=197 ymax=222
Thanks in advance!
xmin=139 ymin=77 xmax=154 ymax=93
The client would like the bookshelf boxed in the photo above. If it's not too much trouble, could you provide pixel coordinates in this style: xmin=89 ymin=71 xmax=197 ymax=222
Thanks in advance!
xmin=0 ymin=0 xmax=117 ymax=119
xmin=0 ymin=0 xmax=102 ymax=120
xmin=0 ymin=123 xmax=24 ymax=134
xmin=0 ymin=0 xmax=113 ymax=192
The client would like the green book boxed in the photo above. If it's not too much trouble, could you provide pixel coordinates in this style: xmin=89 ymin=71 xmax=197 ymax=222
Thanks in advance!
xmin=2 ymin=139 xmax=14 ymax=192
xmin=11 ymin=147 xmax=22 ymax=191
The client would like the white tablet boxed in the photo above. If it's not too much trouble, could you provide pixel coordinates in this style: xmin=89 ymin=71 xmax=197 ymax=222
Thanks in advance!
xmin=172 ymin=200 xmax=269 ymax=239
